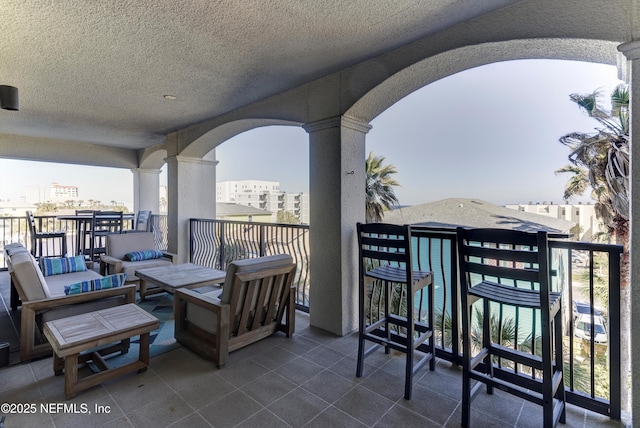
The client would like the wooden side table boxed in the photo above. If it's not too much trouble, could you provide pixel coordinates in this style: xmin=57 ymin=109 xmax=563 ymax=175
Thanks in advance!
xmin=43 ymin=304 xmax=159 ymax=399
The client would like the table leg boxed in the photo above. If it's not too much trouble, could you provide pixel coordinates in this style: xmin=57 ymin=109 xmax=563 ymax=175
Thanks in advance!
xmin=139 ymin=279 xmax=148 ymax=299
xmin=53 ymin=353 xmax=64 ymax=376
xmin=138 ymin=332 xmax=150 ymax=373
xmin=64 ymin=354 xmax=79 ymax=399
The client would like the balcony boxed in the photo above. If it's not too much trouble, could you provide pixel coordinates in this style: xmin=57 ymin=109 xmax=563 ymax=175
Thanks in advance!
xmin=0 ymin=216 xmax=626 ymax=426
xmin=0 ymin=285 xmax=620 ymax=427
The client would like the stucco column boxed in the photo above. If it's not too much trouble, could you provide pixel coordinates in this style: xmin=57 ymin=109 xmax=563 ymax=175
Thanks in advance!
xmin=131 ymin=168 xmax=161 ymax=212
xmin=303 ymin=115 xmax=371 ymax=336
xmin=618 ymin=40 xmax=640 ymax=424
xmin=164 ymin=155 xmax=217 ymax=263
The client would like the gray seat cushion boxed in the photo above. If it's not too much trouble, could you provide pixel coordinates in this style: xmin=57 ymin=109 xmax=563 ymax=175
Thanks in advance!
xmin=120 ymin=258 xmax=173 ymax=282
xmin=184 ymin=289 xmax=224 ymax=334
xmin=44 ymin=270 xmax=103 ymax=297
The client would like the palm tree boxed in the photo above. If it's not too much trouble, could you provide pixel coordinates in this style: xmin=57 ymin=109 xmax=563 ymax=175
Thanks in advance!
xmin=365 ymin=151 xmax=400 ymax=223
xmin=556 ymin=84 xmax=630 ymax=409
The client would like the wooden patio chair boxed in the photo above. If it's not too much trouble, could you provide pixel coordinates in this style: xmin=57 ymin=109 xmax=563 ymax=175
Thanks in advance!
xmin=174 ymin=254 xmax=297 ymax=368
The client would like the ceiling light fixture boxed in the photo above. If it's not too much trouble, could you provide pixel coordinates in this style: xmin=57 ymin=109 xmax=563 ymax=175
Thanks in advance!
xmin=0 ymin=85 xmax=19 ymax=111
xmin=163 ymin=94 xmax=177 ymax=100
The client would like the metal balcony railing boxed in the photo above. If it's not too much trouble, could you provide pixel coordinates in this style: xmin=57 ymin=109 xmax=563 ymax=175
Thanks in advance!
xmin=187 ymin=219 xmax=623 ymax=419
xmin=189 ymin=218 xmax=310 ymax=311
xmin=0 ymin=215 xmax=623 ymax=418
xmin=0 ymin=214 xmax=166 ymax=268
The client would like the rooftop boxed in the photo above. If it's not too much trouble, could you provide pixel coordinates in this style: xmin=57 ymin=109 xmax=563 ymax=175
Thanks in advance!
xmin=383 ymin=198 xmax=575 ymax=234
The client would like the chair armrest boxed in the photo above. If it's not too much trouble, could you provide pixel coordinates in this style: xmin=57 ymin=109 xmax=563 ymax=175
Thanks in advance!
xmin=174 ymin=288 xmax=230 ymax=368
xmin=100 ymin=255 xmax=123 ymax=275
xmin=161 ymin=251 xmax=176 ymax=263
xmin=22 ymin=284 xmax=137 ymax=312
xmin=174 ymin=288 xmax=226 ymax=314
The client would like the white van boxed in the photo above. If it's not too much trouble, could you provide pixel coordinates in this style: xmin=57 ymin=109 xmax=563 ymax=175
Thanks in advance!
xmin=574 ymin=314 xmax=608 ymax=344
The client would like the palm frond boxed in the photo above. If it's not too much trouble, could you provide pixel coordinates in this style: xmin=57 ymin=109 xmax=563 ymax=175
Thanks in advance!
xmin=560 ymin=86 xmax=630 ymax=226
xmin=365 ymin=151 xmax=401 ymax=223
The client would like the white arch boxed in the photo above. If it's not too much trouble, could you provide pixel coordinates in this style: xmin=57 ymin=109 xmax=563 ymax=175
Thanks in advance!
xmin=347 ymin=38 xmax=619 ymax=123
xmin=180 ymin=118 xmax=302 ymax=159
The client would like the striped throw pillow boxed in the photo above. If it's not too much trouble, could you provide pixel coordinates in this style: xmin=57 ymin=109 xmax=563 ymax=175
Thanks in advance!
xmin=124 ymin=249 xmax=163 ymax=261
xmin=64 ymin=273 xmax=127 ymax=295
xmin=40 ymin=256 xmax=87 ymax=276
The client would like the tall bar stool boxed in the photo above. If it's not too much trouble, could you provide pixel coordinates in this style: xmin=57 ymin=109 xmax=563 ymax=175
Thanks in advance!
xmin=355 ymin=222 xmax=435 ymax=399
xmin=87 ymin=210 xmax=124 ymax=261
xmin=122 ymin=210 xmax=151 ymax=233
xmin=456 ymin=227 xmax=566 ymax=428
xmin=26 ymin=211 xmax=67 ymax=259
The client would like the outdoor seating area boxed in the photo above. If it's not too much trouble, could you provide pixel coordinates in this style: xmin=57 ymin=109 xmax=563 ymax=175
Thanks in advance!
xmin=0 ymin=267 xmax=620 ymax=427
xmin=0 ymin=218 xmax=627 ymax=427
xmin=57 ymin=210 xmax=135 ymax=262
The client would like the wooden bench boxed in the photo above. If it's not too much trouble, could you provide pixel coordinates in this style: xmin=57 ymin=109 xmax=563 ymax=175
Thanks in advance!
xmin=43 ymin=304 xmax=159 ymax=399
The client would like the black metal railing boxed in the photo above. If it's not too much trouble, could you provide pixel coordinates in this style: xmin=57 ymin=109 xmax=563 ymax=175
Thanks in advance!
xmin=189 ymin=219 xmax=310 ymax=311
xmin=1 ymin=215 xmax=623 ymax=417
xmin=0 ymin=214 xmax=136 ymax=268
xmin=187 ymin=219 xmax=623 ymax=418
xmin=149 ymin=214 xmax=168 ymax=251
xmin=411 ymin=227 xmax=622 ymax=419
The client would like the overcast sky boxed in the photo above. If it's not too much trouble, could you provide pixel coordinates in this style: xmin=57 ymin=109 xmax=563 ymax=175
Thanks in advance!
xmin=0 ymin=59 xmax=624 ymax=207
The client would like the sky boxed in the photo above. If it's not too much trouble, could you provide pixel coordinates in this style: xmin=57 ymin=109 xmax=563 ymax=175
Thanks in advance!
xmin=0 ymin=59 xmax=624 ymax=208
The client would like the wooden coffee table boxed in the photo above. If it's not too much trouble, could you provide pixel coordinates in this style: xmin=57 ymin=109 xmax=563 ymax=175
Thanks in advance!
xmin=136 ymin=262 xmax=226 ymax=299
xmin=43 ymin=304 xmax=159 ymax=399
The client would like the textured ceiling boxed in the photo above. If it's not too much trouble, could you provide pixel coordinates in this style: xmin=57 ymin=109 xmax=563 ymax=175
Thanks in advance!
xmin=0 ymin=0 xmax=522 ymax=149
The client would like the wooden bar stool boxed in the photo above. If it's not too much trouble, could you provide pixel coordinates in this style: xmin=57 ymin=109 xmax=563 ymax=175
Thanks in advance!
xmin=456 ymin=227 xmax=566 ymax=428
xmin=355 ymin=222 xmax=435 ymax=399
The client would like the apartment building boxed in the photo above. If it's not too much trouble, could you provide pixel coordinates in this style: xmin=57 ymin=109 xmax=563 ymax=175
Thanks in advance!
xmin=505 ymin=201 xmax=604 ymax=241
xmin=216 ymin=180 xmax=309 ymax=224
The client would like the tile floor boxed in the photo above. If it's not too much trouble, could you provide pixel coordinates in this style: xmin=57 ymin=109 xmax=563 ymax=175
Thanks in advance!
xmin=0 ymin=271 xmax=626 ymax=428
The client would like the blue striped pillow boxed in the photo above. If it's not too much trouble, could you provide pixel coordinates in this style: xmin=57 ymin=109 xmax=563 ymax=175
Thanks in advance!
xmin=40 ymin=256 xmax=87 ymax=276
xmin=64 ymin=273 xmax=127 ymax=295
xmin=124 ymin=249 xmax=163 ymax=261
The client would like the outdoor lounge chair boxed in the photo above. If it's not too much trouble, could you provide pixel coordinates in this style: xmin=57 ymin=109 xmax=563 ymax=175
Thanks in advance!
xmin=5 ymin=243 xmax=136 ymax=362
xmin=173 ymin=254 xmax=297 ymax=368
xmin=99 ymin=231 xmax=174 ymax=290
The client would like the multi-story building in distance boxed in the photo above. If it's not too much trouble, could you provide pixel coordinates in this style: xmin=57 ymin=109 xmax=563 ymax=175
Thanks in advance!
xmin=505 ymin=201 xmax=605 ymax=242
xmin=49 ymin=182 xmax=79 ymax=201
xmin=216 ymin=180 xmax=309 ymax=224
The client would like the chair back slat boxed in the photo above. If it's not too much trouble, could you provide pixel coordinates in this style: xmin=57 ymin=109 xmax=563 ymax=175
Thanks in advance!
xmin=360 ymin=248 xmax=407 ymax=263
xmin=457 ymin=227 xmax=552 ymax=299
xmin=462 ymin=261 xmax=540 ymax=283
xmin=357 ymin=223 xmax=412 ymax=267
xmin=464 ymin=245 xmax=539 ymax=265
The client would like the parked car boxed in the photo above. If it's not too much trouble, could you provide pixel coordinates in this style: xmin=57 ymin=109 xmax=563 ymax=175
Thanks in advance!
xmin=574 ymin=313 xmax=608 ymax=344
xmin=572 ymin=301 xmax=603 ymax=320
